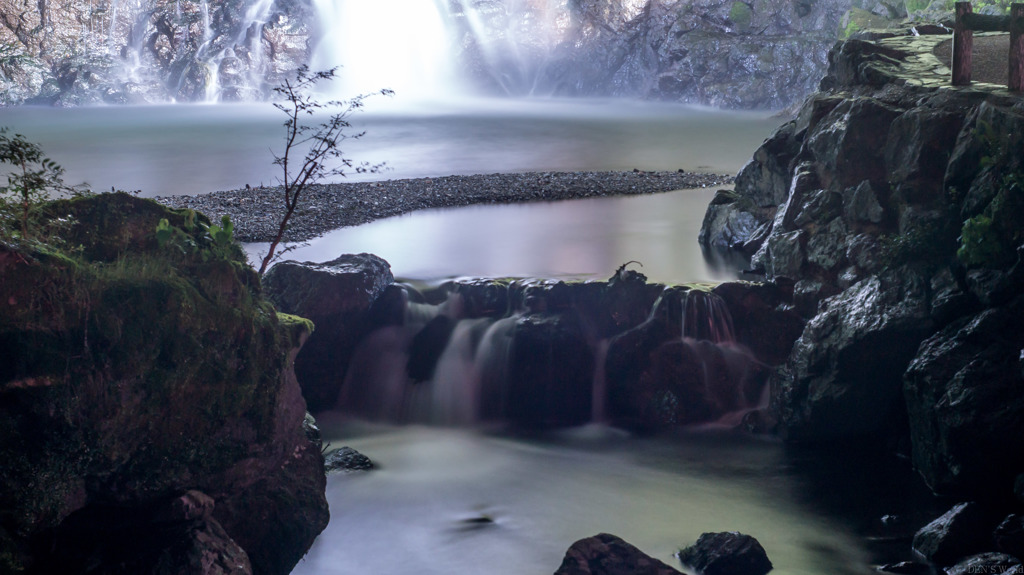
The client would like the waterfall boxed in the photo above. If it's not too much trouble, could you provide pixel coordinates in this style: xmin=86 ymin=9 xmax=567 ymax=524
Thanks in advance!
xmin=308 ymin=0 xmax=575 ymax=102
xmin=309 ymin=0 xmax=458 ymax=100
xmin=334 ymin=279 xmax=767 ymax=430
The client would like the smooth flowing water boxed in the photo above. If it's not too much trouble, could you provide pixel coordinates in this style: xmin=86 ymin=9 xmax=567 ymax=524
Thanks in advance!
xmin=295 ymin=422 xmax=907 ymax=575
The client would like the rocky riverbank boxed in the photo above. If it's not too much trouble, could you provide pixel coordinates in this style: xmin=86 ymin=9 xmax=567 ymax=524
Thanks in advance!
xmin=155 ymin=170 xmax=734 ymax=243
xmin=700 ymin=25 xmax=1024 ymax=575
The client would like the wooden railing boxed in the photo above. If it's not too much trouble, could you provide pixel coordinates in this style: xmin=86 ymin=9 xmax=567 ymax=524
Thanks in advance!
xmin=952 ymin=1 xmax=1024 ymax=91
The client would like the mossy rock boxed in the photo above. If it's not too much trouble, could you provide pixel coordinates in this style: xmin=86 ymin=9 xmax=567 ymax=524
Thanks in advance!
xmin=0 ymin=193 xmax=324 ymax=574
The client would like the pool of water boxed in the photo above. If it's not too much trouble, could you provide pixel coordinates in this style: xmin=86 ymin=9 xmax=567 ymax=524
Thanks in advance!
xmin=0 ymin=98 xmax=778 ymax=197
xmin=243 ymin=187 xmax=738 ymax=284
xmin=295 ymin=421 xmax=890 ymax=575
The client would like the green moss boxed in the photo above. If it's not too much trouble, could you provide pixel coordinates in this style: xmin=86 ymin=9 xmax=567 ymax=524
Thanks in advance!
xmin=729 ymin=2 xmax=753 ymax=30
xmin=277 ymin=312 xmax=315 ymax=347
xmin=0 ymin=193 xmax=304 ymax=542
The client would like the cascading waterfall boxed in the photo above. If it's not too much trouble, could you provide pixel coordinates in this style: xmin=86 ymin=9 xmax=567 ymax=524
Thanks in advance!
xmin=309 ymin=0 xmax=457 ymax=100
xmin=336 ymin=280 xmax=766 ymax=429
xmin=308 ymin=0 xmax=573 ymax=101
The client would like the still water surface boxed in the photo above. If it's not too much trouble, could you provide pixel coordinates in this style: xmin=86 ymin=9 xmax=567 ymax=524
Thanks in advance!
xmin=0 ymin=98 xmax=778 ymax=196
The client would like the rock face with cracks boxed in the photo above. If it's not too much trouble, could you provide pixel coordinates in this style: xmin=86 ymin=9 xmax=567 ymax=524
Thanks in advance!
xmin=699 ymin=29 xmax=1024 ymax=499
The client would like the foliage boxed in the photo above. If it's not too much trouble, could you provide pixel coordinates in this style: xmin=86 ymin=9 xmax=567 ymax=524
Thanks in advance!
xmin=156 ymin=211 xmax=238 ymax=262
xmin=955 ymin=120 xmax=1024 ymax=269
xmin=257 ymin=66 xmax=392 ymax=277
xmin=729 ymin=2 xmax=753 ymax=30
xmin=956 ymin=174 xmax=1024 ymax=268
xmin=0 ymin=128 xmax=90 ymax=248
xmin=878 ymin=213 xmax=958 ymax=270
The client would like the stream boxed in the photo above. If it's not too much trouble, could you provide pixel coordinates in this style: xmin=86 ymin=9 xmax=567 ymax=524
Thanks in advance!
xmin=0 ymin=98 xmax=930 ymax=574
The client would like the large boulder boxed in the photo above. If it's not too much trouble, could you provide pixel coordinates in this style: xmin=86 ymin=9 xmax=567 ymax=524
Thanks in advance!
xmin=0 ymin=194 xmax=327 ymax=574
xmin=911 ymin=502 xmax=996 ymax=567
xmin=262 ymin=253 xmax=395 ymax=411
xmin=903 ymin=298 xmax=1024 ymax=496
xmin=555 ymin=533 xmax=683 ymax=575
xmin=777 ymin=269 xmax=933 ymax=440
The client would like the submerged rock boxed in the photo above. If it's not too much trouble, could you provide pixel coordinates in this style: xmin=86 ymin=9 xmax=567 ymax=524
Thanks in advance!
xmin=324 ymin=446 xmax=375 ymax=473
xmin=911 ymin=502 xmax=995 ymax=567
xmin=555 ymin=533 xmax=683 ymax=575
xmin=676 ymin=531 xmax=773 ymax=575
xmin=945 ymin=553 xmax=1023 ymax=575
xmin=0 ymin=193 xmax=327 ymax=574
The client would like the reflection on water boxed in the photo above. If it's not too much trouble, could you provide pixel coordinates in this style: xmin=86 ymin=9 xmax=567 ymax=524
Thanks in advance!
xmin=294 ymin=423 xmax=872 ymax=575
xmin=245 ymin=188 xmax=738 ymax=283
xmin=0 ymin=98 xmax=778 ymax=197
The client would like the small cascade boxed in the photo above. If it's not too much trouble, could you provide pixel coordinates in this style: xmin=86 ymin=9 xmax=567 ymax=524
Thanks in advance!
xmin=676 ymin=289 xmax=765 ymax=427
xmin=332 ymin=276 xmax=771 ymax=431
xmin=680 ymin=288 xmax=737 ymax=344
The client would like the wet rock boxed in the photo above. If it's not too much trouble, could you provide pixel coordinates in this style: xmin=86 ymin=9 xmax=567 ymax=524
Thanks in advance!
xmin=555 ymin=533 xmax=683 ymax=575
xmin=806 ymin=97 xmax=902 ymax=190
xmin=945 ymin=553 xmax=1023 ymax=575
xmin=712 ymin=282 xmax=805 ymax=366
xmin=676 ymin=531 xmax=773 ymax=575
xmin=324 ymin=446 xmax=374 ymax=473
xmin=606 ymin=288 xmax=766 ymax=428
xmin=904 ymin=298 xmax=1024 ymax=496
xmin=843 ymin=181 xmax=886 ymax=226
xmin=911 ymin=502 xmax=995 ymax=566
xmin=875 ymin=560 xmax=931 ymax=574
xmin=994 ymin=514 xmax=1024 ymax=559
xmin=885 ymin=108 xmax=965 ymax=206
xmin=263 ymin=253 xmax=395 ymax=411
xmin=505 ymin=311 xmax=594 ymax=427
xmin=407 ymin=315 xmax=458 ymax=382
xmin=778 ymin=270 xmax=933 ymax=440
xmin=765 ymin=230 xmax=807 ymax=278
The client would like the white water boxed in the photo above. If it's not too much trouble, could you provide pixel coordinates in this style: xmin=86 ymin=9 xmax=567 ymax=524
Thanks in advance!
xmin=310 ymin=0 xmax=457 ymax=100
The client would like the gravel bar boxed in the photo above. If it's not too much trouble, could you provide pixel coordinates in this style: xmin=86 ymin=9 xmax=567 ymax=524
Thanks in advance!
xmin=155 ymin=170 xmax=734 ymax=243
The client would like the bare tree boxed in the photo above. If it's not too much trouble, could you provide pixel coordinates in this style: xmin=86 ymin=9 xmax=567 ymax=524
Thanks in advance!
xmin=257 ymin=66 xmax=392 ymax=277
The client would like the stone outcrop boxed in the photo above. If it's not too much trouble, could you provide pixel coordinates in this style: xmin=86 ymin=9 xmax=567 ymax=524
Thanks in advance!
xmin=262 ymin=253 xmax=395 ymax=412
xmin=555 ymin=533 xmax=683 ymax=575
xmin=534 ymin=0 xmax=850 ymax=109
xmin=699 ymin=28 xmax=1024 ymax=499
xmin=267 ymin=256 xmax=801 ymax=430
xmin=0 ymin=193 xmax=328 ymax=574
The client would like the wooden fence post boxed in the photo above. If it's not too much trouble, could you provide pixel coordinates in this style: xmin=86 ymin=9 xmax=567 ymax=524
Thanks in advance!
xmin=1011 ymin=3 xmax=1024 ymax=91
xmin=953 ymin=1 xmax=974 ymax=85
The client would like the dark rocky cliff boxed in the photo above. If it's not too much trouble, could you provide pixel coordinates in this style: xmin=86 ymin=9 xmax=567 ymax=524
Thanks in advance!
xmin=0 ymin=194 xmax=328 ymax=574
xmin=700 ymin=29 xmax=1024 ymax=499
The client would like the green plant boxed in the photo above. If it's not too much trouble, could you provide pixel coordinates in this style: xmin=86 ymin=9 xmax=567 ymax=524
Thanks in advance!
xmin=0 ymin=128 xmax=67 ymax=238
xmin=155 ymin=211 xmax=237 ymax=261
xmin=256 ymin=66 xmax=392 ymax=277
xmin=956 ymin=174 xmax=1024 ymax=268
